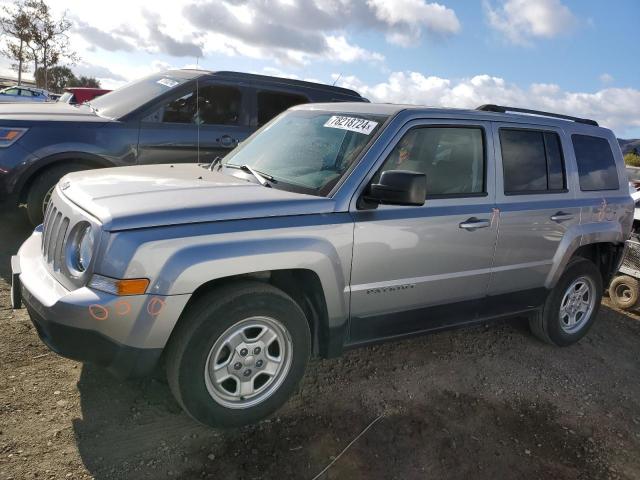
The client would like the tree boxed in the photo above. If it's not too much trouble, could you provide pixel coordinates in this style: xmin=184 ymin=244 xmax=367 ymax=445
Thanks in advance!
xmin=0 ymin=0 xmax=34 ymax=85
xmin=67 ymin=75 xmax=101 ymax=88
xmin=35 ymin=65 xmax=74 ymax=92
xmin=27 ymin=0 xmax=77 ymax=90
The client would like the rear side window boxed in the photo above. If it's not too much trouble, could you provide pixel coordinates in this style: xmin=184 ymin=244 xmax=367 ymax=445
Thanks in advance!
xmin=500 ymin=129 xmax=566 ymax=194
xmin=572 ymin=134 xmax=619 ymax=191
xmin=257 ymin=91 xmax=308 ymax=126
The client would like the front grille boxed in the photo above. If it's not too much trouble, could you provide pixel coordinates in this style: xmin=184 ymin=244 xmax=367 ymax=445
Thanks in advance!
xmin=41 ymin=200 xmax=70 ymax=271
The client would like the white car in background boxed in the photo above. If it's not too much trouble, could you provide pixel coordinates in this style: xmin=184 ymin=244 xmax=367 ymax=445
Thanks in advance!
xmin=0 ymin=86 xmax=50 ymax=103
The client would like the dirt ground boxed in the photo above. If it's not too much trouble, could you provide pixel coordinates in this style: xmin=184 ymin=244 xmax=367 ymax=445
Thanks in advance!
xmin=1 ymin=203 xmax=640 ymax=480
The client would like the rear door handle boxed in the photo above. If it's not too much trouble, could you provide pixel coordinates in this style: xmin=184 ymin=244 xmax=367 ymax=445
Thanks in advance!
xmin=550 ymin=212 xmax=574 ymax=222
xmin=459 ymin=218 xmax=491 ymax=230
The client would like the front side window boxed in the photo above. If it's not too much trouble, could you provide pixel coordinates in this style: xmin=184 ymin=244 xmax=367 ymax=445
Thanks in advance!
xmin=500 ymin=128 xmax=566 ymax=194
xmin=572 ymin=134 xmax=619 ymax=191
xmin=222 ymin=110 xmax=387 ymax=196
xmin=257 ymin=91 xmax=308 ymax=126
xmin=377 ymin=126 xmax=485 ymax=197
xmin=161 ymin=85 xmax=242 ymax=125
xmin=20 ymin=89 xmax=34 ymax=97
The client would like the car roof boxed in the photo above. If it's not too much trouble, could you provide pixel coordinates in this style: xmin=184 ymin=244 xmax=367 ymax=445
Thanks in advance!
xmin=292 ymin=102 xmax=610 ymax=133
xmin=177 ymin=69 xmax=364 ymax=99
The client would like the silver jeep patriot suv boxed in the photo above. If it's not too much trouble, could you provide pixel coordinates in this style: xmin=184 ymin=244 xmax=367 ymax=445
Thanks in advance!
xmin=11 ymin=103 xmax=633 ymax=427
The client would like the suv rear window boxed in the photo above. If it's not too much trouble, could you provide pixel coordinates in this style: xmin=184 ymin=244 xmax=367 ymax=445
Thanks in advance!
xmin=257 ymin=91 xmax=308 ymax=126
xmin=572 ymin=134 xmax=619 ymax=191
xmin=500 ymin=129 xmax=566 ymax=194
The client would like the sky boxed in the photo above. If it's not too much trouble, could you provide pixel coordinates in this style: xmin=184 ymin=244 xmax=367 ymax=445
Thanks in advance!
xmin=0 ymin=0 xmax=639 ymax=137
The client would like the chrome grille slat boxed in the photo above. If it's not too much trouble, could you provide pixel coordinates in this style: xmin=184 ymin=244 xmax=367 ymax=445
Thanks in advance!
xmin=43 ymin=207 xmax=58 ymax=261
xmin=42 ymin=204 xmax=55 ymax=254
xmin=47 ymin=211 xmax=62 ymax=263
xmin=53 ymin=217 xmax=69 ymax=271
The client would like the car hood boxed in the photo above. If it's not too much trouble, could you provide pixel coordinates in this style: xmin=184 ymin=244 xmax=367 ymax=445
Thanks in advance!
xmin=0 ymin=101 xmax=107 ymax=123
xmin=60 ymin=164 xmax=337 ymax=231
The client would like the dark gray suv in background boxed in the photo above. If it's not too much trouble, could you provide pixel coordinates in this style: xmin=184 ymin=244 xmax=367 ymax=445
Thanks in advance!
xmin=0 ymin=69 xmax=366 ymax=224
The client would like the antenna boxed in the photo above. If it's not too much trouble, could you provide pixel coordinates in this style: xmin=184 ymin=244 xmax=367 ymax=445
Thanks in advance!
xmin=332 ymin=73 xmax=342 ymax=86
xmin=196 ymin=77 xmax=200 ymax=164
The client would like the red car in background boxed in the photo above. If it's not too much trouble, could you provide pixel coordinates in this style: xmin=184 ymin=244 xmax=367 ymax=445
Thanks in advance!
xmin=58 ymin=87 xmax=111 ymax=104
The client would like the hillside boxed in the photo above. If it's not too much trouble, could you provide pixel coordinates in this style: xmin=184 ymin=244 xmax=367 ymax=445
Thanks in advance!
xmin=619 ymin=138 xmax=640 ymax=154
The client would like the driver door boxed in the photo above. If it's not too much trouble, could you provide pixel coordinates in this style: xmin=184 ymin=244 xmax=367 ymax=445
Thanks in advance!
xmin=348 ymin=120 xmax=498 ymax=344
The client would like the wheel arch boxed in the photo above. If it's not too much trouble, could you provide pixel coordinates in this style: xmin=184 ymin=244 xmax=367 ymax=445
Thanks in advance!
xmin=170 ymin=269 xmax=339 ymax=359
xmin=17 ymin=152 xmax=113 ymax=204
xmin=546 ymin=222 xmax=626 ymax=290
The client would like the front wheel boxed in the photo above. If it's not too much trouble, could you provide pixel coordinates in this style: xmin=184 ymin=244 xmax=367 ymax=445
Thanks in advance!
xmin=165 ymin=281 xmax=311 ymax=428
xmin=25 ymin=164 xmax=89 ymax=225
xmin=529 ymin=258 xmax=602 ymax=346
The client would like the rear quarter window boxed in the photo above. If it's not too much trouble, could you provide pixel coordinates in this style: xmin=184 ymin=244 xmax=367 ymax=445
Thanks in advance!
xmin=572 ymin=134 xmax=619 ymax=191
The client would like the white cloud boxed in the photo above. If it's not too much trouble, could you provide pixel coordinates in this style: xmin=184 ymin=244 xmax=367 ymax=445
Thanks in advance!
xmin=368 ymin=0 xmax=461 ymax=45
xmin=600 ymin=73 xmax=614 ymax=84
xmin=485 ymin=0 xmax=576 ymax=45
xmin=335 ymin=71 xmax=640 ymax=136
xmin=326 ymin=35 xmax=385 ymax=63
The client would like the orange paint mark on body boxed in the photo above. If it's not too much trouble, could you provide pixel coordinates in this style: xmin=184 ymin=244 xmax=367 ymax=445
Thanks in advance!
xmin=114 ymin=300 xmax=131 ymax=316
xmin=147 ymin=297 xmax=165 ymax=316
xmin=89 ymin=304 xmax=109 ymax=321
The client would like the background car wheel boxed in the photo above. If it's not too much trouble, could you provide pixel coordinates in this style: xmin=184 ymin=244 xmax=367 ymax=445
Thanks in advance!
xmin=165 ymin=281 xmax=311 ymax=428
xmin=25 ymin=164 xmax=88 ymax=225
xmin=608 ymin=275 xmax=639 ymax=310
xmin=529 ymin=258 xmax=602 ymax=346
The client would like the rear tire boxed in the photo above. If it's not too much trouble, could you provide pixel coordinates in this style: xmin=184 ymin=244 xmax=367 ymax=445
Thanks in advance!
xmin=608 ymin=275 xmax=639 ymax=310
xmin=529 ymin=258 xmax=602 ymax=346
xmin=25 ymin=164 xmax=89 ymax=225
xmin=165 ymin=281 xmax=311 ymax=428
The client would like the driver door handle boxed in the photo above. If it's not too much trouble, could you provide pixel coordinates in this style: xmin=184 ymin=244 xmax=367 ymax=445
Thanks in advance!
xmin=550 ymin=212 xmax=574 ymax=222
xmin=459 ymin=218 xmax=490 ymax=230
xmin=218 ymin=134 xmax=238 ymax=148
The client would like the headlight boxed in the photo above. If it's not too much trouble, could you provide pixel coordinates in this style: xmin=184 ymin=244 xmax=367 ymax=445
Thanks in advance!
xmin=66 ymin=222 xmax=95 ymax=274
xmin=0 ymin=127 xmax=28 ymax=147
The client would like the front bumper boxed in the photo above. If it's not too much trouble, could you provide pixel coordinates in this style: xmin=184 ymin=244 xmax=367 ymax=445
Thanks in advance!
xmin=12 ymin=231 xmax=191 ymax=378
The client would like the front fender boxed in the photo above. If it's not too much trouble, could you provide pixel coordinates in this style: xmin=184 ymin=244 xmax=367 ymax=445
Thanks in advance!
xmin=98 ymin=214 xmax=355 ymax=327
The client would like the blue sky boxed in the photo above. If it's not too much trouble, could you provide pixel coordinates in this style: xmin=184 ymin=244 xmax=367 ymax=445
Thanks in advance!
xmin=1 ymin=0 xmax=638 ymax=136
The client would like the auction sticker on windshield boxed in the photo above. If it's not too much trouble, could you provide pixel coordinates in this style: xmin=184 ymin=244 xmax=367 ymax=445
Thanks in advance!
xmin=157 ymin=78 xmax=180 ymax=88
xmin=324 ymin=116 xmax=378 ymax=135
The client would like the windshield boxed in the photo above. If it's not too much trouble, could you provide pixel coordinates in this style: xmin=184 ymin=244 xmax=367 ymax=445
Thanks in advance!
xmin=59 ymin=92 xmax=74 ymax=103
xmin=222 ymin=110 xmax=387 ymax=196
xmin=89 ymin=71 xmax=200 ymax=119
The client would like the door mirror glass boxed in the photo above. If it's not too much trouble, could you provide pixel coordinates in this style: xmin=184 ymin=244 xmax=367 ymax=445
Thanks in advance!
xmin=366 ymin=170 xmax=426 ymax=206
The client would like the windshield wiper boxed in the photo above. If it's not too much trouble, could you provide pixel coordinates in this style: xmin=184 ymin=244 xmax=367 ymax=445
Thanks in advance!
xmin=208 ymin=156 xmax=222 ymax=171
xmin=225 ymin=164 xmax=275 ymax=187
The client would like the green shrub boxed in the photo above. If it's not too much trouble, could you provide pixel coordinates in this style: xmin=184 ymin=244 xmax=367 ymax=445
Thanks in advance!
xmin=624 ymin=152 xmax=640 ymax=167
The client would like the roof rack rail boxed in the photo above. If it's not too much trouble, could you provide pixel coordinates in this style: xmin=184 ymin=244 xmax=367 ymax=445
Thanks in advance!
xmin=476 ymin=104 xmax=599 ymax=127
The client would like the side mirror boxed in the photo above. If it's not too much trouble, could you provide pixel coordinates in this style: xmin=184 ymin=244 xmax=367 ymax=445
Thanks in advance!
xmin=365 ymin=170 xmax=426 ymax=207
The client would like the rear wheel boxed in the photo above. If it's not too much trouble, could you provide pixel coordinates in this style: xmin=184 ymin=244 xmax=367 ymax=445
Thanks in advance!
xmin=608 ymin=275 xmax=639 ymax=310
xmin=25 ymin=164 xmax=89 ymax=225
xmin=529 ymin=258 xmax=602 ymax=346
xmin=165 ymin=281 xmax=311 ymax=428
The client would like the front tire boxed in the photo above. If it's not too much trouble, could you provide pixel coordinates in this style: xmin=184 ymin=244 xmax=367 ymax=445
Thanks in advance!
xmin=165 ymin=281 xmax=311 ymax=428
xmin=25 ymin=164 xmax=88 ymax=225
xmin=529 ymin=258 xmax=602 ymax=346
